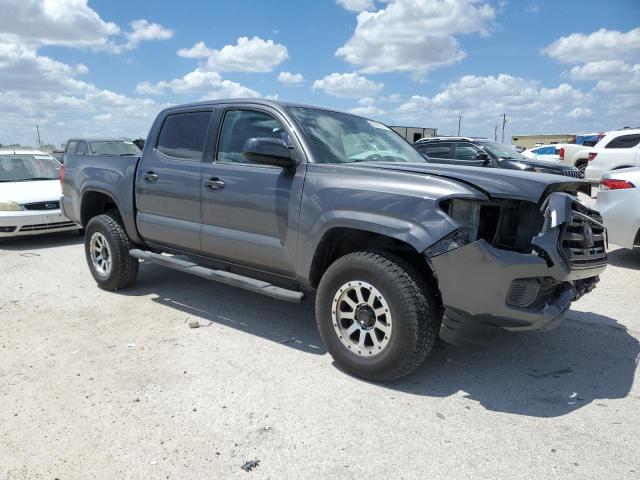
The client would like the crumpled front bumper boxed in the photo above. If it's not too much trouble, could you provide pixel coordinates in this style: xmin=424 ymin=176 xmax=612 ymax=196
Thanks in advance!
xmin=427 ymin=192 xmax=607 ymax=348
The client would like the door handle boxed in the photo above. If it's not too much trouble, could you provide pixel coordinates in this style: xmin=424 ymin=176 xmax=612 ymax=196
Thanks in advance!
xmin=143 ymin=171 xmax=159 ymax=183
xmin=204 ymin=177 xmax=225 ymax=190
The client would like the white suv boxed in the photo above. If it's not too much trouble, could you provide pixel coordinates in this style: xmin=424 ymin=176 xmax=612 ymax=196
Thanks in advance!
xmin=584 ymin=129 xmax=640 ymax=184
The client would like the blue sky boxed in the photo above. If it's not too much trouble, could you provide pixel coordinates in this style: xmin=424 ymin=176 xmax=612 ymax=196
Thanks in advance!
xmin=1 ymin=0 xmax=639 ymax=146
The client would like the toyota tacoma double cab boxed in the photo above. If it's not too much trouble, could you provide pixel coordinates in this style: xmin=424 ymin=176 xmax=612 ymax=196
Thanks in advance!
xmin=61 ymin=100 xmax=606 ymax=381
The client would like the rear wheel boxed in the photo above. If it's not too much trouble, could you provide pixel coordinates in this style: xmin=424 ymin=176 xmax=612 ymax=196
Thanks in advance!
xmin=576 ymin=161 xmax=587 ymax=177
xmin=84 ymin=211 xmax=138 ymax=291
xmin=316 ymin=251 xmax=442 ymax=381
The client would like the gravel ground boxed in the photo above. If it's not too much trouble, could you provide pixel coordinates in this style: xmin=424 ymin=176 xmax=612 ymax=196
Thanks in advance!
xmin=1 ymin=232 xmax=639 ymax=480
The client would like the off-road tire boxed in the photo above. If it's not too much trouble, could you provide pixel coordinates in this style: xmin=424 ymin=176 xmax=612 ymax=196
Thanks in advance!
xmin=84 ymin=211 xmax=138 ymax=291
xmin=316 ymin=251 xmax=442 ymax=381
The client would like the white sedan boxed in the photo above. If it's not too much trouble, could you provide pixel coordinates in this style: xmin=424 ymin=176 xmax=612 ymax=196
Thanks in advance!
xmin=596 ymin=167 xmax=640 ymax=250
xmin=0 ymin=149 xmax=80 ymax=237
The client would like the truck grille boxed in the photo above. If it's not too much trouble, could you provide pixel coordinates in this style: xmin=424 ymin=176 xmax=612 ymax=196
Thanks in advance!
xmin=22 ymin=201 xmax=60 ymax=210
xmin=19 ymin=221 xmax=76 ymax=232
xmin=561 ymin=202 xmax=607 ymax=268
xmin=562 ymin=169 xmax=583 ymax=178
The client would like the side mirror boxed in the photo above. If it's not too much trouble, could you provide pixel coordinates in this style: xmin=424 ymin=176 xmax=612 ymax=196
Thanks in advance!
xmin=475 ymin=152 xmax=491 ymax=164
xmin=243 ymin=137 xmax=295 ymax=169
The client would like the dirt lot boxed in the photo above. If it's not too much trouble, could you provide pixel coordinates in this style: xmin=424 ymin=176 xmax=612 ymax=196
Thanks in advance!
xmin=1 ymin=233 xmax=639 ymax=479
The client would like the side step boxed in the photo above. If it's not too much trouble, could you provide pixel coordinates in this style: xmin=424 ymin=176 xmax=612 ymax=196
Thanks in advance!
xmin=129 ymin=249 xmax=304 ymax=303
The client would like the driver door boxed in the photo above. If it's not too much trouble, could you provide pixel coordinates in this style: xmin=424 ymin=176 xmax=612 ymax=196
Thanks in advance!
xmin=199 ymin=107 xmax=305 ymax=277
xmin=453 ymin=142 xmax=495 ymax=167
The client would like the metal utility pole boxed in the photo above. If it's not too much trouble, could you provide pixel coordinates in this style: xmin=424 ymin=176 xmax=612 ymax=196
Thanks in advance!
xmin=457 ymin=115 xmax=462 ymax=136
xmin=36 ymin=124 xmax=42 ymax=148
xmin=501 ymin=114 xmax=507 ymax=143
xmin=494 ymin=124 xmax=498 ymax=141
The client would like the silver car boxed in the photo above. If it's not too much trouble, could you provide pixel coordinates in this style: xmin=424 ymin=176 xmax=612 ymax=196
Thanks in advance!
xmin=597 ymin=167 xmax=640 ymax=250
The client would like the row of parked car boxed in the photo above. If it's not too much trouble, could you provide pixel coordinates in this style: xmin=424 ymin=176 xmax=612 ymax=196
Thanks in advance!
xmin=0 ymin=139 xmax=140 ymax=238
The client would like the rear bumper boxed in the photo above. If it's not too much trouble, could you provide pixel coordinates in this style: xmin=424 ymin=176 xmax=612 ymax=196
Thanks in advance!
xmin=0 ymin=209 xmax=80 ymax=237
xmin=428 ymin=193 xmax=606 ymax=348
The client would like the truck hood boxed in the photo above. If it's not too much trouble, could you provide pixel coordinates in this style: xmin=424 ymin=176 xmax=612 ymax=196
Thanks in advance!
xmin=0 ymin=179 xmax=62 ymax=205
xmin=356 ymin=162 xmax=589 ymax=203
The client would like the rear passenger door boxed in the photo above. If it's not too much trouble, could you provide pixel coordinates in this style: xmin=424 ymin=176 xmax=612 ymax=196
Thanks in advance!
xmin=199 ymin=106 xmax=305 ymax=277
xmin=135 ymin=109 xmax=213 ymax=251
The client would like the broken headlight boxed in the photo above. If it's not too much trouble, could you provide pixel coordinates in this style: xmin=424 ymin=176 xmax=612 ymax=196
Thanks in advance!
xmin=426 ymin=199 xmax=482 ymax=257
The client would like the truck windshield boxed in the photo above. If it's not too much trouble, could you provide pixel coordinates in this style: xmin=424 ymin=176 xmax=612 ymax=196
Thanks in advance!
xmin=288 ymin=107 xmax=426 ymax=164
xmin=89 ymin=141 xmax=141 ymax=156
xmin=0 ymin=154 xmax=61 ymax=182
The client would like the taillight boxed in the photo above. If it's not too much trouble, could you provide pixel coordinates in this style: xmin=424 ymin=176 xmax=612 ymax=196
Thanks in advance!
xmin=59 ymin=163 xmax=65 ymax=185
xmin=601 ymin=178 xmax=635 ymax=190
xmin=559 ymin=147 xmax=565 ymax=160
xmin=588 ymin=152 xmax=598 ymax=161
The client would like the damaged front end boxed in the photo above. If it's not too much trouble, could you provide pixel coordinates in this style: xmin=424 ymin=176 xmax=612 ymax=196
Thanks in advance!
xmin=426 ymin=191 xmax=607 ymax=348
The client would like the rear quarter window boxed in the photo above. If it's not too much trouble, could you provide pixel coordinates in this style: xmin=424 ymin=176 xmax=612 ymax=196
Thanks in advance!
xmin=604 ymin=134 xmax=640 ymax=149
xmin=156 ymin=111 xmax=212 ymax=160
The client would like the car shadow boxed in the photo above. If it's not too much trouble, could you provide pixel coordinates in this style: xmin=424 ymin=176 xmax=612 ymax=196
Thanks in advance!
xmin=117 ymin=262 xmax=324 ymax=355
xmin=381 ymin=309 xmax=639 ymax=418
xmin=0 ymin=231 xmax=83 ymax=251
xmin=606 ymin=247 xmax=640 ymax=270
xmin=120 ymin=264 xmax=638 ymax=418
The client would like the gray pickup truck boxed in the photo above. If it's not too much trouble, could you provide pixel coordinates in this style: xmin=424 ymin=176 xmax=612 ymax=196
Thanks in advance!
xmin=61 ymin=99 xmax=607 ymax=381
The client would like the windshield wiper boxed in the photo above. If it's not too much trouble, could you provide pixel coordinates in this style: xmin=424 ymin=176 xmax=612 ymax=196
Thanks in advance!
xmin=119 ymin=153 xmax=139 ymax=156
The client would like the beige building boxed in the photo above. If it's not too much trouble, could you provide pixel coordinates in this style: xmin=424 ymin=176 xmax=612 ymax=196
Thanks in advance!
xmin=511 ymin=133 xmax=575 ymax=149
xmin=391 ymin=126 xmax=437 ymax=143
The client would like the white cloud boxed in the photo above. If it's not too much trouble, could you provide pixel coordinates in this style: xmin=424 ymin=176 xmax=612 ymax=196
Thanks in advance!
xmin=542 ymin=28 xmax=640 ymax=64
xmin=0 ymin=2 xmax=170 ymax=146
xmin=567 ymin=107 xmax=593 ymax=118
xmin=136 ymin=69 xmax=260 ymax=99
xmin=0 ymin=1 xmax=172 ymax=54
xmin=177 ymin=36 xmax=288 ymax=73
xmin=395 ymin=74 xmax=591 ymax=135
xmin=0 ymin=0 xmax=119 ymax=49
xmin=568 ymin=60 xmax=631 ymax=81
xmin=336 ymin=0 xmax=495 ymax=78
xmin=277 ymin=71 xmax=305 ymax=86
xmin=124 ymin=19 xmax=173 ymax=49
xmin=312 ymin=72 xmax=383 ymax=98
xmin=336 ymin=0 xmax=375 ymax=12
xmin=348 ymin=105 xmax=387 ymax=117
xmin=524 ymin=4 xmax=540 ymax=13
xmin=544 ymin=29 xmax=640 ymax=120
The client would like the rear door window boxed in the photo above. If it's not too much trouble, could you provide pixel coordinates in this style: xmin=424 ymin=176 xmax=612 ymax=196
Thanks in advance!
xmin=604 ymin=134 xmax=640 ymax=149
xmin=76 ymin=142 xmax=89 ymax=155
xmin=156 ymin=111 xmax=212 ymax=160
xmin=417 ymin=142 xmax=452 ymax=158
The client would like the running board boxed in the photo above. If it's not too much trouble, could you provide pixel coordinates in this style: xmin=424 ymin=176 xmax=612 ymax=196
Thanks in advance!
xmin=129 ymin=249 xmax=304 ymax=303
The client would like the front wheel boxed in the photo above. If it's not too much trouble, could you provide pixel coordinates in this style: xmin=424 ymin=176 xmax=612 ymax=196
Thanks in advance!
xmin=84 ymin=211 xmax=138 ymax=291
xmin=315 ymin=251 xmax=441 ymax=381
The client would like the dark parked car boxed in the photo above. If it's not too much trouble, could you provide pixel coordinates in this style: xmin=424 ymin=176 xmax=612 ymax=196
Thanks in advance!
xmin=414 ymin=137 xmax=583 ymax=178
xmin=60 ymin=138 xmax=141 ymax=163
xmin=61 ymin=100 xmax=605 ymax=381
